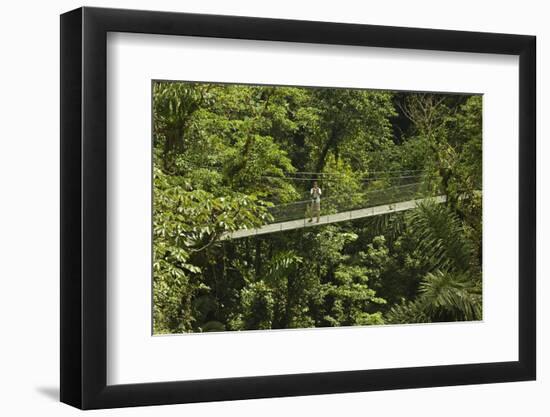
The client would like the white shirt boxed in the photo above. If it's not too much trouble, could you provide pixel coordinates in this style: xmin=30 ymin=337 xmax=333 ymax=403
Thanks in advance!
xmin=310 ymin=187 xmax=322 ymax=203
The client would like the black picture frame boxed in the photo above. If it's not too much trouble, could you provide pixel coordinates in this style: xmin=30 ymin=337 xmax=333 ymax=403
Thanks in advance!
xmin=60 ymin=6 xmax=536 ymax=410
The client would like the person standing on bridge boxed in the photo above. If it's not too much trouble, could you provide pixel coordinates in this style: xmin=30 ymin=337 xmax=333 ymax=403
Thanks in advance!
xmin=309 ymin=181 xmax=322 ymax=223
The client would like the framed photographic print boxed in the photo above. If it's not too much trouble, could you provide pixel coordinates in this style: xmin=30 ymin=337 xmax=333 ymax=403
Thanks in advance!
xmin=60 ymin=6 xmax=536 ymax=409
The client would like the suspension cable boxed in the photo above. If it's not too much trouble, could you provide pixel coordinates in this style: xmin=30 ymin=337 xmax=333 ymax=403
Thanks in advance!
xmin=269 ymin=182 xmax=426 ymax=209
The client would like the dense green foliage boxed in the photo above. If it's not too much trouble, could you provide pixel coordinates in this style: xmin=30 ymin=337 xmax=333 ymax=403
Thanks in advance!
xmin=152 ymin=82 xmax=482 ymax=334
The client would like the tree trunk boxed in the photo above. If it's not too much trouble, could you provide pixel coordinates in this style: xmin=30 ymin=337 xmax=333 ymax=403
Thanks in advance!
xmin=255 ymin=239 xmax=262 ymax=280
xmin=315 ymin=125 xmax=341 ymax=174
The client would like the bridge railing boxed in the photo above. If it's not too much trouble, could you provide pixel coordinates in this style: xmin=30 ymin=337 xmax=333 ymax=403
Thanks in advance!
xmin=267 ymin=182 xmax=437 ymax=224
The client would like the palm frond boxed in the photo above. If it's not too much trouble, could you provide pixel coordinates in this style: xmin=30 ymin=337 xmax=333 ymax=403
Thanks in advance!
xmin=407 ymin=201 xmax=474 ymax=272
xmin=418 ymin=270 xmax=482 ymax=321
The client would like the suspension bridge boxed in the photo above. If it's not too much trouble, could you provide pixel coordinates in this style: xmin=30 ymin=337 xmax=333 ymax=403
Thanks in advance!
xmin=223 ymin=170 xmax=445 ymax=240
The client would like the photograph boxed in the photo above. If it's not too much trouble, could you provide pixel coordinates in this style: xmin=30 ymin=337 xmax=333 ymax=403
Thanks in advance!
xmin=0 ymin=0 xmax=542 ymax=413
xmin=152 ymin=81 xmax=483 ymax=334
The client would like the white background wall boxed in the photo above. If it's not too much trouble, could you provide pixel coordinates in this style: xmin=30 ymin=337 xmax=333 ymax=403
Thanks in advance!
xmin=0 ymin=0 xmax=546 ymax=415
